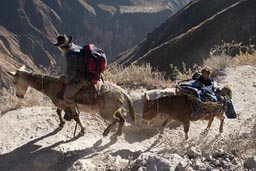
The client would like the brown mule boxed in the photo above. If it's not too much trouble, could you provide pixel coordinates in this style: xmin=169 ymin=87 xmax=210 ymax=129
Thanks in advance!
xmin=142 ymin=87 xmax=231 ymax=139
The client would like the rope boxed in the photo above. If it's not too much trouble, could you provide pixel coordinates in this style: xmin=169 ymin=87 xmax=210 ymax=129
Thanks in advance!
xmin=73 ymin=122 xmax=78 ymax=138
xmin=73 ymin=104 xmax=80 ymax=138
xmin=41 ymin=75 xmax=45 ymax=92
xmin=156 ymin=99 xmax=159 ymax=113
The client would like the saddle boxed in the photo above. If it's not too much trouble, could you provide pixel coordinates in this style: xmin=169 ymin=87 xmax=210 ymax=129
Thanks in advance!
xmin=57 ymin=80 xmax=103 ymax=105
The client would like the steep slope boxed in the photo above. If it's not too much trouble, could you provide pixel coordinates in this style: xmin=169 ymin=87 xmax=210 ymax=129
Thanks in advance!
xmin=116 ymin=0 xmax=256 ymax=73
xmin=0 ymin=0 xmax=190 ymax=86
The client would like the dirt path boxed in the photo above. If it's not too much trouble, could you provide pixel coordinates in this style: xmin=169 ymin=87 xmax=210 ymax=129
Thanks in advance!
xmin=0 ymin=65 xmax=255 ymax=171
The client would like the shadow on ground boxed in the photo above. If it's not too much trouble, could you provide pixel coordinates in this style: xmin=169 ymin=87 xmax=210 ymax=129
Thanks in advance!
xmin=0 ymin=128 xmax=117 ymax=171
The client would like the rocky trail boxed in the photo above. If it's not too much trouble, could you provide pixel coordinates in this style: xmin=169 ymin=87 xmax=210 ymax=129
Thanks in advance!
xmin=0 ymin=65 xmax=256 ymax=171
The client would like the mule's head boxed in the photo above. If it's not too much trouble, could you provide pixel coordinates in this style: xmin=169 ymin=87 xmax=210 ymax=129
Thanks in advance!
xmin=7 ymin=66 xmax=29 ymax=98
xmin=220 ymin=85 xmax=232 ymax=98
xmin=142 ymin=93 xmax=158 ymax=120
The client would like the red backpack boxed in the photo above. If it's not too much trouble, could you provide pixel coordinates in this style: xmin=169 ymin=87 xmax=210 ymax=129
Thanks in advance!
xmin=81 ymin=44 xmax=107 ymax=83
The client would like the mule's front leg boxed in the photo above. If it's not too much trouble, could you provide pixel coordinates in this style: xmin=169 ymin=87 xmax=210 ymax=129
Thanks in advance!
xmin=204 ymin=116 xmax=214 ymax=134
xmin=160 ymin=119 xmax=169 ymax=135
xmin=183 ymin=121 xmax=190 ymax=140
xmin=57 ymin=108 xmax=65 ymax=128
xmin=219 ymin=116 xmax=224 ymax=133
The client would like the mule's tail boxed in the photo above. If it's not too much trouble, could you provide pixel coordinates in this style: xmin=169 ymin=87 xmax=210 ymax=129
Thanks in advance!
xmin=123 ymin=92 xmax=136 ymax=123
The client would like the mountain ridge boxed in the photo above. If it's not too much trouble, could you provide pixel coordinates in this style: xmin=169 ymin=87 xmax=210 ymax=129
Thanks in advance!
xmin=0 ymin=0 xmax=190 ymax=86
xmin=115 ymin=0 xmax=256 ymax=74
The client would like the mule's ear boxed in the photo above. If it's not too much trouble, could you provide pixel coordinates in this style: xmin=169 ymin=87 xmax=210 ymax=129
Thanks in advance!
xmin=6 ymin=71 xmax=16 ymax=76
xmin=145 ymin=93 xmax=150 ymax=101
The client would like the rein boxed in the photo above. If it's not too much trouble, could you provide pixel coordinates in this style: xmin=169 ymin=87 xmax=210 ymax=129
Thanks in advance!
xmin=41 ymin=75 xmax=45 ymax=92
xmin=155 ymin=99 xmax=160 ymax=113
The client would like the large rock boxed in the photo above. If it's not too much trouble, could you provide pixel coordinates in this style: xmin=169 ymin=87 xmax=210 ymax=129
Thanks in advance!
xmin=176 ymin=160 xmax=191 ymax=171
xmin=185 ymin=146 xmax=202 ymax=159
xmin=131 ymin=152 xmax=189 ymax=171
xmin=212 ymin=149 xmax=227 ymax=158
xmin=244 ymin=156 xmax=256 ymax=169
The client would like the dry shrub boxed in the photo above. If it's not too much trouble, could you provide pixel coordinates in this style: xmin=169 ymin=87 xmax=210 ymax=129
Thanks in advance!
xmin=171 ymin=50 xmax=255 ymax=81
xmin=170 ymin=62 xmax=200 ymax=81
xmin=203 ymin=55 xmax=232 ymax=72
xmin=210 ymin=41 xmax=255 ymax=57
xmin=104 ymin=63 xmax=171 ymax=88
xmin=165 ymin=120 xmax=256 ymax=158
xmin=232 ymin=52 xmax=256 ymax=66
xmin=214 ymin=120 xmax=256 ymax=157
xmin=209 ymin=41 xmax=256 ymax=67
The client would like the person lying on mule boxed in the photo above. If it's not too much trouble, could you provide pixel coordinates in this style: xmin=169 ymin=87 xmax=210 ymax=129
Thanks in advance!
xmin=193 ymin=67 xmax=214 ymax=86
xmin=192 ymin=67 xmax=219 ymax=101
xmin=178 ymin=67 xmax=236 ymax=118
xmin=178 ymin=67 xmax=218 ymax=102
xmin=53 ymin=34 xmax=90 ymax=121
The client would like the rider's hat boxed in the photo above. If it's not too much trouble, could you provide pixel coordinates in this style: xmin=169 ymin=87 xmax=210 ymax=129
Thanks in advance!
xmin=53 ymin=34 xmax=72 ymax=47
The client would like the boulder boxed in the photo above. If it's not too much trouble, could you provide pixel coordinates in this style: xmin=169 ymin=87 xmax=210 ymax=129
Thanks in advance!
xmin=231 ymin=158 xmax=240 ymax=165
xmin=191 ymin=159 xmax=201 ymax=170
xmin=175 ymin=160 xmax=190 ymax=171
xmin=212 ymin=149 xmax=227 ymax=158
xmin=244 ymin=156 xmax=256 ymax=169
xmin=205 ymin=153 xmax=213 ymax=161
xmin=186 ymin=146 xmax=202 ymax=159
xmin=131 ymin=152 xmax=189 ymax=171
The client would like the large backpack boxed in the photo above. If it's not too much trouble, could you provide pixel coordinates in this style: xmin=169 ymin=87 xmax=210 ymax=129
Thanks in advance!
xmin=80 ymin=44 xmax=107 ymax=83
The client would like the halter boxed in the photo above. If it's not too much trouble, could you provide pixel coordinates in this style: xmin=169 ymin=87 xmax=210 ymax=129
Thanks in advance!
xmin=155 ymin=98 xmax=159 ymax=113
xmin=41 ymin=75 xmax=45 ymax=92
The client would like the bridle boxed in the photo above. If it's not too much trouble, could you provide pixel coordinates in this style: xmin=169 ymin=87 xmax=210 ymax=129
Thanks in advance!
xmin=150 ymin=99 xmax=159 ymax=113
xmin=41 ymin=75 xmax=45 ymax=92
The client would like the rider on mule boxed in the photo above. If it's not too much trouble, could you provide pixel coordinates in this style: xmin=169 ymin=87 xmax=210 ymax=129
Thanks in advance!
xmin=193 ymin=67 xmax=214 ymax=87
xmin=53 ymin=34 xmax=90 ymax=121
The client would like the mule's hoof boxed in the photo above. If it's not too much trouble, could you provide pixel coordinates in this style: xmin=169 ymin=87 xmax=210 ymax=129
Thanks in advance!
xmin=58 ymin=123 xmax=65 ymax=128
xmin=103 ymin=131 xmax=109 ymax=137
xmin=203 ymin=130 xmax=209 ymax=135
xmin=115 ymin=131 xmax=122 ymax=137
xmin=115 ymin=128 xmax=123 ymax=136
xmin=57 ymin=126 xmax=64 ymax=130
xmin=219 ymin=129 xmax=223 ymax=133
xmin=158 ymin=133 xmax=164 ymax=138
xmin=79 ymin=130 xmax=85 ymax=136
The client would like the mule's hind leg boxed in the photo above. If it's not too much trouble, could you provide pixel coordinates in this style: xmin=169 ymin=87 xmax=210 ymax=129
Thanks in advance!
xmin=57 ymin=108 xmax=65 ymax=128
xmin=102 ymin=108 xmax=123 ymax=137
xmin=183 ymin=121 xmax=190 ymax=140
xmin=160 ymin=119 xmax=169 ymax=135
xmin=115 ymin=110 xmax=125 ymax=136
xmin=103 ymin=118 xmax=118 ymax=137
